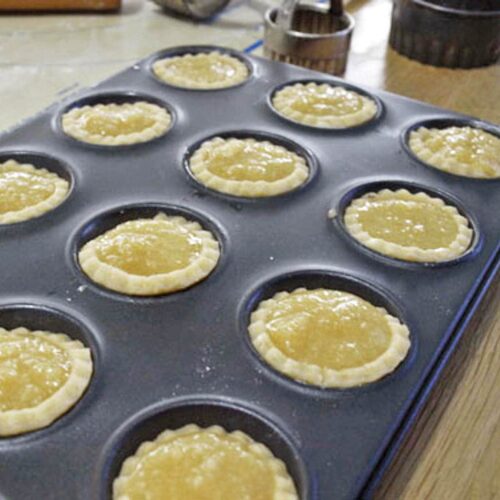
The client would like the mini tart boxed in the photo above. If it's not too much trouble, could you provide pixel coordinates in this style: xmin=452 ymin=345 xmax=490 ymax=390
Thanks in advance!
xmin=0 ymin=327 xmax=92 ymax=436
xmin=189 ymin=137 xmax=309 ymax=198
xmin=409 ymin=126 xmax=500 ymax=179
xmin=61 ymin=101 xmax=171 ymax=146
xmin=272 ymin=82 xmax=378 ymax=128
xmin=343 ymin=188 xmax=474 ymax=263
xmin=249 ymin=288 xmax=410 ymax=388
xmin=78 ymin=212 xmax=220 ymax=296
xmin=113 ymin=424 xmax=298 ymax=500
xmin=0 ymin=160 xmax=69 ymax=224
xmin=152 ymin=51 xmax=249 ymax=90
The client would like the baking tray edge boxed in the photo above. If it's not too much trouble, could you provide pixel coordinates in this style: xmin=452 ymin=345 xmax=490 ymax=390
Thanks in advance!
xmin=360 ymin=244 xmax=500 ymax=498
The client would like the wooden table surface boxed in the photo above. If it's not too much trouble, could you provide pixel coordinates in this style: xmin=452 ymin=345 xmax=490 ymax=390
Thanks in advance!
xmin=0 ymin=1 xmax=498 ymax=498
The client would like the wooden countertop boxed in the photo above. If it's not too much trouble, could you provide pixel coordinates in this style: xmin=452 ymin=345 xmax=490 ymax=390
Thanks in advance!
xmin=0 ymin=1 xmax=498 ymax=498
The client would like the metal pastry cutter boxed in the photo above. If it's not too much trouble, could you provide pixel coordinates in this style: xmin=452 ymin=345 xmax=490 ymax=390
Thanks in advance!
xmin=264 ymin=0 xmax=355 ymax=75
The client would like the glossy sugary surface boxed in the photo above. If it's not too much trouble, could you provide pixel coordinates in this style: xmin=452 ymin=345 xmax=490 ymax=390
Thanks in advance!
xmin=0 ymin=166 xmax=58 ymax=214
xmin=271 ymin=82 xmax=378 ymax=128
xmin=265 ymin=289 xmax=392 ymax=371
xmin=0 ymin=331 xmax=71 ymax=412
xmin=409 ymin=126 xmax=500 ymax=178
xmin=62 ymin=101 xmax=171 ymax=146
xmin=115 ymin=427 xmax=287 ymax=500
xmin=80 ymin=107 xmax=156 ymax=137
xmin=354 ymin=191 xmax=459 ymax=250
xmin=153 ymin=52 xmax=249 ymax=89
xmin=284 ymin=85 xmax=364 ymax=117
xmin=204 ymin=139 xmax=297 ymax=182
xmin=93 ymin=217 xmax=203 ymax=276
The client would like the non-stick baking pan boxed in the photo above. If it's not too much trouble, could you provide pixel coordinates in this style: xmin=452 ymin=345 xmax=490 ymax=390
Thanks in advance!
xmin=0 ymin=45 xmax=498 ymax=500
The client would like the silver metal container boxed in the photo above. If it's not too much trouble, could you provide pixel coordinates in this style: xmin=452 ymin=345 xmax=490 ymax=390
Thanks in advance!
xmin=264 ymin=3 xmax=355 ymax=75
xmin=151 ymin=0 xmax=230 ymax=20
xmin=390 ymin=0 xmax=500 ymax=68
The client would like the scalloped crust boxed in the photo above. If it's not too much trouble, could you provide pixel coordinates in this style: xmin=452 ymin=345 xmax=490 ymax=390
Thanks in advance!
xmin=113 ymin=424 xmax=298 ymax=500
xmin=152 ymin=51 xmax=249 ymax=90
xmin=0 ymin=327 xmax=93 ymax=436
xmin=409 ymin=126 xmax=500 ymax=179
xmin=249 ymin=288 xmax=410 ymax=388
xmin=61 ymin=101 xmax=172 ymax=146
xmin=0 ymin=160 xmax=69 ymax=224
xmin=272 ymin=83 xmax=378 ymax=129
xmin=188 ymin=137 xmax=309 ymax=198
xmin=78 ymin=213 xmax=220 ymax=296
xmin=343 ymin=188 xmax=474 ymax=263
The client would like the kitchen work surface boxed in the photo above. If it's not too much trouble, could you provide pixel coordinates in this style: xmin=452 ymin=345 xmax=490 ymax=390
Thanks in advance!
xmin=0 ymin=1 xmax=499 ymax=499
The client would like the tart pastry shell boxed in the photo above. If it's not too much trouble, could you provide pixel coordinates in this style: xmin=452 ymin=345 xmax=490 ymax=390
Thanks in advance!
xmin=408 ymin=126 xmax=500 ymax=179
xmin=0 ymin=327 xmax=93 ymax=437
xmin=152 ymin=52 xmax=249 ymax=90
xmin=344 ymin=188 xmax=474 ymax=263
xmin=62 ymin=101 xmax=172 ymax=146
xmin=249 ymin=288 xmax=411 ymax=388
xmin=189 ymin=137 xmax=310 ymax=198
xmin=0 ymin=160 xmax=69 ymax=224
xmin=78 ymin=213 xmax=220 ymax=296
xmin=272 ymin=83 xmax=378 ymax=129
xmin=113 ymin=424 xmax=298 ymax=500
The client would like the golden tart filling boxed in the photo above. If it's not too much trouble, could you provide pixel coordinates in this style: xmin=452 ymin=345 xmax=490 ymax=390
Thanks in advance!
xmin=409 ymin=126 xmax=500 ymax=179
xmin=272 ymin=83 xmax=378 ymax=128
xmin=0 ymin=160 xmax=69 ymax=224
xmin=113 ymin=424 xmax=298 ymax=500
xmin=152 ymin=51 xmax=249 ymax=90
xmin=189 ymin=137 xmax=309 ymax=197
xmin=249 ymin=288 xmax=410 ymax=388
xmin=343 ymin=189 xmax=473 ymax=262
xmin=0 ymin=327 xmax=92 ymax=436
xmin=78 ymin=212 xmax=220 ymax=296
xmin=62 ymin=101 xmax=172 ymax=146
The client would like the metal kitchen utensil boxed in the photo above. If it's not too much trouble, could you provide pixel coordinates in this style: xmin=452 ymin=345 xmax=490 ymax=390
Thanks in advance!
xmin=264 ymin=0 xmax=354 ymax=75
xmin=389 ymin=0 xmax=500 ymax=68
xmin=151 ymin=0 xmax=230 ymax=20
xmin=275 ymin=0 xmax=299 ymax=31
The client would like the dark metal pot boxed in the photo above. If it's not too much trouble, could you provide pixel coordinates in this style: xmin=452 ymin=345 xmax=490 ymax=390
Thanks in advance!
xmin=389 ymin=0 xmax=500 ymax=68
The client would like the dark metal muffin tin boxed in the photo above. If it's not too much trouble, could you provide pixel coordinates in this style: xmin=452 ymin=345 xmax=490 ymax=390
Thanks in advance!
xmin=0 ymin=45 xmax=499 ymax=500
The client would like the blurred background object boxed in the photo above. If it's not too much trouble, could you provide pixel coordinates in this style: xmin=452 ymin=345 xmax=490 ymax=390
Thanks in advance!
xmin=150 ymin=0 xmax=230 ymax=20
xmin=389 ymin=0 xmax=500 ymax=68
xmin=0 ymin=0 xmax=120 ymax=11
xmin=1 ymin=0 xmax=499 ymax=132
xmin=264 ymin=0 xmax=354 ymax=75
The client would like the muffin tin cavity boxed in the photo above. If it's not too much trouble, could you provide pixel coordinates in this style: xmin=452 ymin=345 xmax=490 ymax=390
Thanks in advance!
xmin=147 ymin=45 xmax=254 ymax=91
xmin=0 ymin=151 xmax=74 ymax=226
xmin=98 ymin=398 xmax=309 ymax=499
xmin=71 ymin=203 xmax=225 ymax=298
xmin=334 ymin=180 xmax=482 ymax=268
xmin=402 ymin=117 xmax=500 ymax=180
xmin=0 ymin=303 xmax=98 ymax=439
xmin=1 ymin=45 xmax=499 ymax=500
xmin=184 ymin=129 xmax=318 ymax=201
xmin=268 ymin=79 xmax=384 ymax=131
xmin=241 ymin=269 xmax=413 ymax=391
xmin=56 ymin=92 xmax=176 ymax=148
